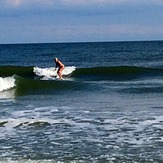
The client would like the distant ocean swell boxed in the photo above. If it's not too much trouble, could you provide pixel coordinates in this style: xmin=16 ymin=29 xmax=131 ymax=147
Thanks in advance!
xmin=1 ymin=65 xmax=163 ymax=96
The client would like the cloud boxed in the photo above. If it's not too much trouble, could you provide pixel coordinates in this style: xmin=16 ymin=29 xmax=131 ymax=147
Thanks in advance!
xmin=2 ymin=0 xmax=120 ymax=6
xmin=6 ymin=0 xmax=22 ymax=6
xmin=3 ymin=0 xmax=163 ymax=7
xmin=0 ymin=0 xmax=163 ymax=43
xmin=2 ymin=21 xmax=162 ymax=43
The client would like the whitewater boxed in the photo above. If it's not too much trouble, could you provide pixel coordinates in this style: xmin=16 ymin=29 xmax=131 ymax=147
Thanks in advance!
xmin=33 ymin=66 xmax=76 ymax=78
xmin=0 ymin=76 xmax=15 ymax=92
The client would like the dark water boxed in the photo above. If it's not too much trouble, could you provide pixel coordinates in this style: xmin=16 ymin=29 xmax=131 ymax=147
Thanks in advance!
xmin=0 ymin=41 xmax=163 ymax=162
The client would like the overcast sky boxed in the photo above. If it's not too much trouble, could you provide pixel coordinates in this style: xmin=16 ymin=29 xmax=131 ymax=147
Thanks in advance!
xmin=0 ymin=0 xmax=163 ymax=44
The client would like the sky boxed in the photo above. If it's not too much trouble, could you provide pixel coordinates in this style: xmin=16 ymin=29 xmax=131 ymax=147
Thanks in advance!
xmin=0 ymin=0 xmax=163 ymax=44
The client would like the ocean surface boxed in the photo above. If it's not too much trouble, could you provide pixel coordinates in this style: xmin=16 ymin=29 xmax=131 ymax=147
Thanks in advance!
xmin=0 ymin=41 xmax=163 ymax=163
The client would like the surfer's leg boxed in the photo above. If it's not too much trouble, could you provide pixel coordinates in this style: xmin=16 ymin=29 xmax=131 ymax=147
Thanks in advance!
xmin=57 ymin=66 xmax=64 ymax=79
xmin=57 ymin=72 xmax=62 ymax=79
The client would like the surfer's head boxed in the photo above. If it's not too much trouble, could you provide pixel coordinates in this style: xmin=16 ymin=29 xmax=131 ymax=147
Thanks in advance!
xmin=54 ymin=58 xmax=58 ymax=62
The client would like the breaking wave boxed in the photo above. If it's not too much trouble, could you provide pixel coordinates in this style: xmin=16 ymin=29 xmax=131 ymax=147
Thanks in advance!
xmin=1 ymin=65 xmax=163 ymax=80
xmin=0 ymin=76 xmax=15 ymax=92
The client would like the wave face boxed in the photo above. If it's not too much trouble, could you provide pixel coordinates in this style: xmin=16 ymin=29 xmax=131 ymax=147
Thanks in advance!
xmin=14 ymin=75 xmax=87 ymax=96
xmin=0 ymin=66 xmax=34 ymax=77
xmin=71 ymin=66 xmax=163 ymax=80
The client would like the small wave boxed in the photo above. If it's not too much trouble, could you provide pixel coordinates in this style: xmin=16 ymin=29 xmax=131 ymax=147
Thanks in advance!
xmin=0 ymin=76 xmax=15 ymax=92
xmin=33 ymin=66 xmax=76 ymax=78
xmin=0 ymin=118 xmax=74 ymax=129
xmin=0 ymin=119 xmax=51 ymax=128
xmin=121 ymin=86 xmax=163 ymax=94
xmin=1 ymin=65 xmax=163 ymax=81
xmin=1 ymin=65 xmax=163 ymax=96
xmin=0 ymin=160 xmax=58 ymax=163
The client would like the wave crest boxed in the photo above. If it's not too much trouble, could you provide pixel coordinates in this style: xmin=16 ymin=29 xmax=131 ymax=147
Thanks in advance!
xmin=33 ymin=66 xmax=76 ymax=78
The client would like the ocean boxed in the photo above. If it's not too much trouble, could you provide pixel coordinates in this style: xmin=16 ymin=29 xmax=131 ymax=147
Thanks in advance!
xmin=0 ymin=41 xmax=163 ymax=163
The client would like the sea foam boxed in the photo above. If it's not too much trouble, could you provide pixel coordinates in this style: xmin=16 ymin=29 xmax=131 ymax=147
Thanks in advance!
xmin=0 ymin=77 xmax=15 ymax=92
xmin=33 ymin=66 xmax=76 ymax=78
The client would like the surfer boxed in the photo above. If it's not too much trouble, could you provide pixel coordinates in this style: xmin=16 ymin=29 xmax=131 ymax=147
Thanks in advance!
xmin=54 ymin=58 xmax=65 ymax=79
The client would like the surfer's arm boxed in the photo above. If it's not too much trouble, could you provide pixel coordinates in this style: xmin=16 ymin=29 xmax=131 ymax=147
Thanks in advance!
xmin=55 ymin=62 xmax=58 ymax=70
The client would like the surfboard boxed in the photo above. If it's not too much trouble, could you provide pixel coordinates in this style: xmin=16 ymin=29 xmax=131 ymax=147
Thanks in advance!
xmin=41 ymin=76 xmax=74 ymax=81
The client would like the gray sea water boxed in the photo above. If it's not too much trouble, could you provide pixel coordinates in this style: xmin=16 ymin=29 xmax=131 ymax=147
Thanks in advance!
xmin=0 ymin=41 xmax=163 ymax=162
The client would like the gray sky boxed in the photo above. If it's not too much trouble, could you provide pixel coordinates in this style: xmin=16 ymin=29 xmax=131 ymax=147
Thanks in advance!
xmin=0 ymin=0 xmax=163 ymax=44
